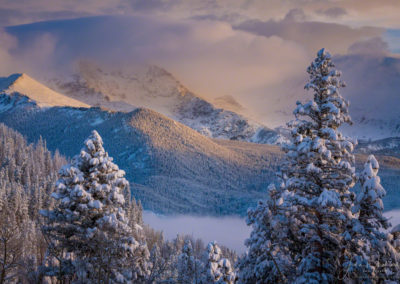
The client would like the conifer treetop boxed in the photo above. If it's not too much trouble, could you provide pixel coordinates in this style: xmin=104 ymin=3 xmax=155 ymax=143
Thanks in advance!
xmin=294 ymin=48 xmax=352 ymax=131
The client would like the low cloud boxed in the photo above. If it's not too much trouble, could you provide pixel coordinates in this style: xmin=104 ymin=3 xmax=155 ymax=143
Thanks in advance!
xmin=143 ymin=211 xmax=251 ymax=253
xmin=348 ymin=37 xmax=390 ymax=56
xmin=0 ymin=29 xmax=18 ymax=75
xmin=284 ymin=8 xmax=307 ymax=22
xmin=142 ymin=209 xmax=400 ymax=253
xmin=234 ymin=12 xmax=384 ymax=55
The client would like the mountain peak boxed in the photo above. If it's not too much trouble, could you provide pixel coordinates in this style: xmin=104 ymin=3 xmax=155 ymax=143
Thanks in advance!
xmin=0 ymin=73 xmax=89 ymax=108
xmin=0 ymin=73 xmax=24 ymax=90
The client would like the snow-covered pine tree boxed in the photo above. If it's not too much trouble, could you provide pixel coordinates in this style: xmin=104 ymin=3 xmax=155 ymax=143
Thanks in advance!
xmin=42 ymin=130 xmax=149 ymax=283
xmin=217 ymin=257 xmax=236 ymax=284
xmin=177 ymin=240 xmax=197 ymax=284
xmin=238 ymin=184 xmax=295 ymax=283
xmin=352 ymin=155 xmax=398 ymax=280
xmin=202 ymin=241 xmax=223 ymax=283
xmin=202 ymin=241 xmax=236 ymax=284
xmin=279 ymin=48 xmax=357 ymax=283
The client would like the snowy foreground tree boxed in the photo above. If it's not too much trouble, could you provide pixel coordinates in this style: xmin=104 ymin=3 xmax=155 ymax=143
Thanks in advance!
xmin=41 ymin=130 xmax=150 ymax=283
xmin=202 ymin=241 xmax=236 ymax=284
xmin=352 ymin=155 xmax=399 ymax=280
xmin=239 ymin=49 xmax=400 ymax=283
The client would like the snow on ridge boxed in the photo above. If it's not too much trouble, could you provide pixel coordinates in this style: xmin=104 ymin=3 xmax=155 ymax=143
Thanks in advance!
xmin=48 ymin=61 xmax=280 ymax=145
xmin=0 ymin=73 xmax=89 ymax=108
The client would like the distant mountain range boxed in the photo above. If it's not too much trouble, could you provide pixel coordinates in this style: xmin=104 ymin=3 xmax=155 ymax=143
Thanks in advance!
xmin=46 ymin=61 xmax=281 ymax=144
xmin=0 ymin=72 xmax=400 ymax=215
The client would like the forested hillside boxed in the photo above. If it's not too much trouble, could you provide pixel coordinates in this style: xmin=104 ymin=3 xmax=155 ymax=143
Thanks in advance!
xmin=0 ymin=123 xmax=65 ymax=282
xmin=0 ymin=95 xmax=281 ymax=215
xmin=0 ymin=123 xmax=237 ymax=283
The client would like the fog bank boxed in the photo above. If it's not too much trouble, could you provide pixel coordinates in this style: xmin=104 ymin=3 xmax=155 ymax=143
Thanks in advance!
xmin=143 ymin=211 xmax=251 ymax=254
xmin=143 ymin=209 xmax=400 ymax=254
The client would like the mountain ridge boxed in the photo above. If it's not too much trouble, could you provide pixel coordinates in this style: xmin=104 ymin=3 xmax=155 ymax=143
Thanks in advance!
xmin=47 ymin=62 xmax=281 ymax=144
xmin=0 ymin=73 xmax=89 ymax=108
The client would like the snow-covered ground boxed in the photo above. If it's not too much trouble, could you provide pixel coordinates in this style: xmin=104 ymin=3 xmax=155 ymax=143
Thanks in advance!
xmin=143 ymin=211 xmax=251 ymax=254
xmin=144 ymin=209 xmax=400 ymax=254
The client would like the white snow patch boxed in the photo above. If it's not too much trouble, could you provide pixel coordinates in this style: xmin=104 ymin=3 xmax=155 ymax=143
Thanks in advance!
xmin=90 ymin=117 xmax=104 ymax=126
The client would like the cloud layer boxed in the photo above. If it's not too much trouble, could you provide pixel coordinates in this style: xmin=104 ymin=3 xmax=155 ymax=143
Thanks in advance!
xmin=3 ymin=15 xmax=309 ymax=100
xmin=235 ymin=14 xmax=383 ymax=55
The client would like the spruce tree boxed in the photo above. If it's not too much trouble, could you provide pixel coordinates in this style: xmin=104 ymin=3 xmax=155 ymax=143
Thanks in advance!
xmin=353 ymin=155 xmax=398 ymax=281
xmin=42 ymin=130 xmax=149 ymax=283
xmin=283 ymin=48 xmax=358 ymax=283
xmin=240 ymin=49 xmax=358 ymax=283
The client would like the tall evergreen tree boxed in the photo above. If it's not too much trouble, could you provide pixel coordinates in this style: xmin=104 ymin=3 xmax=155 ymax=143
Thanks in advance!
xmin=42 ymin=130 xmax=149 ymax=283
xmin=352 ymin=155 xmax=398 ymax=281
xmin=240 ymin=49 xmax=359 ymax=283
xmin=283 ymin=48 xmax=358 ymax=283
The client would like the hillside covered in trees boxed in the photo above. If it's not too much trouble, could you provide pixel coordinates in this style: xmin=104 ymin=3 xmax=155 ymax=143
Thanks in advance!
xmin=0 ymin=124 xmax=237 ymax=283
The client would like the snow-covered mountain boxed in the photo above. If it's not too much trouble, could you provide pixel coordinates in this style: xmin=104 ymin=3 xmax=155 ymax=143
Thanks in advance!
xmin=0 ymin=75 xmax=399 ymax=214
xmin=0 ymin=75 xmax=278 ymax=215
xmin=47 ymin=62 xmax=281 ymax=144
